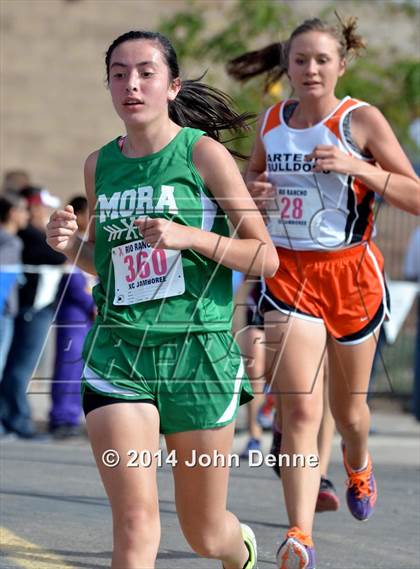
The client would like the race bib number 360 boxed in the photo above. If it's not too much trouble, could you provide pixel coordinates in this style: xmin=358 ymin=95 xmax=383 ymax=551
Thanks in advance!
xmin=112 ymin=239 xmax=185 ymax=305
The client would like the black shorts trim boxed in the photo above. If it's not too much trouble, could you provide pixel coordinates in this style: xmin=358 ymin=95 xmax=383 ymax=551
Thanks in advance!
xmin=246 ymin=306 xmax=265 ymax=328
xmin=256 ymin=274 xmax=390 ymax=344
xmin=82 ymin=384 xmax=156 ymax=417
xmin=257 ymin=281 xmax=316 ymax=320
xmin=245 ymin=279 xmax=265 ymax=328
xmin=336 ymin=280 xmax=391 ymax=344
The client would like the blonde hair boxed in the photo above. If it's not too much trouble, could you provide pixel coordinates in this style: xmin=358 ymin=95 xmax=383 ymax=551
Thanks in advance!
xmin=227 ymin=16 xmax=366 ymax=89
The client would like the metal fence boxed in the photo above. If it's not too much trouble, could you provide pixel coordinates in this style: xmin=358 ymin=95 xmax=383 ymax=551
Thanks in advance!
xmin=372 ymin=201 xmax=418 ymax=398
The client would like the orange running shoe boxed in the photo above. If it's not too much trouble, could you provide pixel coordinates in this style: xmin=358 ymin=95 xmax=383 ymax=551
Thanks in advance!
xmin=276 ymin=527 xmax=316 ymax=569
xmin=343 ymin=446 xmax=377 ymax=521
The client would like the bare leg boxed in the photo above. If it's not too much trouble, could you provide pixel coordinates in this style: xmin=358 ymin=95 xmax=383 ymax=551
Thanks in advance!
xmin=236 ymin=326 xmax=266 ymax=441
xmin=166 ymin=423 xmax=250 ymax=569
xmin=328 ymin=333 xmax=378 ymax=470
xmin=86 ymin=402 xmax=161 ymax=569
xmin=317 ymin=369 xmax=335 ymax=477
xmin=265 ymin=310 xmax=326 ymax=534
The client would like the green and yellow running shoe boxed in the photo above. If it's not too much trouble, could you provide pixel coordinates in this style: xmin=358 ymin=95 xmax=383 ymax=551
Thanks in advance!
xmin=241 ymin=523 xmax=258 ymax=569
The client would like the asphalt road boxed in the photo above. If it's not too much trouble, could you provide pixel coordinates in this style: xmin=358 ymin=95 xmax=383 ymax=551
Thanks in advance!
xmin=1 ymin=411 xmax=419 ymax=569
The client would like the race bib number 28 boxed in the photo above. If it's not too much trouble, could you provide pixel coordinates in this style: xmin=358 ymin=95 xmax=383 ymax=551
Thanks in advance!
xmin=267 ymin=186 xmax=324 ymax=240
xmin=112 ymin=239 xmax=185 ymax=305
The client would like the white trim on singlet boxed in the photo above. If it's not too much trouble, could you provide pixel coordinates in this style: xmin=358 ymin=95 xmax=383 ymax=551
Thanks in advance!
xmin=346 ymin=175 xmax=360 ymax=245
xmin=215 ymin=358 xmax=245 ymax=424
xmin=338 ymin=101 xmax=372 ymax=160
xmin=200 ymin=188 xmax=218 ymax=232
xmin=336 ymin=101 xmax=369 ymax=247
xmin=338 ymin=101 xmax=374 ymax=245
xmin=279 ymin=96 xmax=351 ymax=133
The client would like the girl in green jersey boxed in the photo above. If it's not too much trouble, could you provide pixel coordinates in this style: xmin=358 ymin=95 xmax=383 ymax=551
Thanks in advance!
xmin=47 ymin=31 xmax=278 ymax=569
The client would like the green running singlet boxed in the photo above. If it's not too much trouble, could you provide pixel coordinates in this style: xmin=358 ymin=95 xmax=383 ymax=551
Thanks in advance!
xmin=82 ymin=128 xmax=253 ymax=433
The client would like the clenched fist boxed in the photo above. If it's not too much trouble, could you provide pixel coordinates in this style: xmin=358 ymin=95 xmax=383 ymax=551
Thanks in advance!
xmin=247 ymin=171 xmax=276 ymax=212
xmin=135 ymin=217 xmax=196 ymax=250
xmin=46 ymin=205 xmax=78 ymax=253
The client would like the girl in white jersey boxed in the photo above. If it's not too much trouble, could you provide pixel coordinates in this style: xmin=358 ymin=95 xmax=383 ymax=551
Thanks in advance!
xmin=228 ymin=16 xmax=420 ymax=569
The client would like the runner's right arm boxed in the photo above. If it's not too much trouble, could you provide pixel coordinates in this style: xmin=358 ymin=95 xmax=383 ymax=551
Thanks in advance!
xmin=46 ymin=151 xmax=98 ymax=275
xmin=244 ymin=114 xmax=276 ymax=213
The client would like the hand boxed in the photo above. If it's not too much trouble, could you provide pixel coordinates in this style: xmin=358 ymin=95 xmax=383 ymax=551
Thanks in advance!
xmin=46 ymin=205 xmax=78 ymax=253
xmin=247 ymin=171 xmax=276 ymax=212
xmin=306 ymin=145 xmax=361 ymax=175
xmin=134 ymin=217 xmax=196 ymax=250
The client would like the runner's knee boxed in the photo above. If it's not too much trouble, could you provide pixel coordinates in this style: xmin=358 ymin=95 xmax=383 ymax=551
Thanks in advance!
xmin=283 ymin=398 xmax=322 ymax=430
xmin=113 ymin=504 xmax=159 ymax=546
xmin=182 ymin=525 xmax=225 ymax=559
xmin=332 ymin=402 xmax=369 ymax=433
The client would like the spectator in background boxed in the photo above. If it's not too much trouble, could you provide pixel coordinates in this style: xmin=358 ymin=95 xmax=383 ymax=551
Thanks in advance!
xmin=0 ymin=186 xmax=66 ymax=438
xmin=404 ymin=226 xmax=420 ymax=421
xmin=2 ymin=170 xmax=31 ymax=192
xmin=235 ymin=279 xmax=267 ymax=458
xmin=0 ymin=192 xmax=30 ymax=382
xmin=49 ymin=196 xmax=95 ymax=439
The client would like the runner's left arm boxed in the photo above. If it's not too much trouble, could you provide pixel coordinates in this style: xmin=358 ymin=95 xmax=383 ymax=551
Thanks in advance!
xmin=136 ymin=137 xmax=279 ymax=278
xmin=307 ymin=106 xmax=420 ymax=216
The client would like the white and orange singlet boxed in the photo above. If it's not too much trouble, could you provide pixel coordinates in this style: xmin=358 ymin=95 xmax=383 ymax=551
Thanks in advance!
xmin=259 ymin=97 xmax=389 ymax=344
xmin=261 ymin=96 xmax=375 ymax=250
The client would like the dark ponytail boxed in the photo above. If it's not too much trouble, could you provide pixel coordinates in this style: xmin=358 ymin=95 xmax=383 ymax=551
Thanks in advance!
xmin=226 ymin=16 xmax=367 ymax=90
xmin=168 ymin=77 xmax=253 ymax=158
xmin=226 ymin=43 xmax=286 ymax=91
xmin=334 ymin=13 xmax=367 ymax=57
xmin=105 ymin=31 xmax=254 ymax=159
